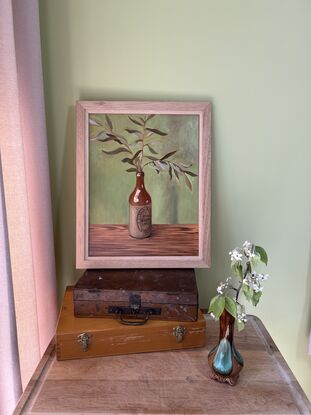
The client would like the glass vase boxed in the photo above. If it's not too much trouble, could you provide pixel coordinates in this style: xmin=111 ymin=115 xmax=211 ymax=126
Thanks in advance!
xmin=208 ymin=309 xmax=244 ymax=385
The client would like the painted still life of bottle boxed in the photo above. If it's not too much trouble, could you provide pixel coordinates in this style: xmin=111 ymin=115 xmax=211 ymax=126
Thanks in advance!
xmin=88 ymin=112 xmax=200 ymax=256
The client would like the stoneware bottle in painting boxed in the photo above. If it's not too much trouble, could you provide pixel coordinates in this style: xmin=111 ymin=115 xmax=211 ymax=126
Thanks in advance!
xmin=129 ymin=171 xmax=152 ymax=239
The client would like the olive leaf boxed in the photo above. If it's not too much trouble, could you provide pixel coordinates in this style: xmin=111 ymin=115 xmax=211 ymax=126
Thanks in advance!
xmin=126 ymin=167 xmax=137 ymax=172
xmin=125 ymin=129 xmax=142 ymax=136
xmin=173 ymin=168 xmax=180 ymax=180
xmin=144 ymin=143 xmax=158 ymax=154
xmin=105 ymin=115 xmax=113 ymax=130
xmin=183 ymin=170 xmax=198 ymax=177
xmin=89 ymin=119 xmax=100 ymax=126
xmin=128 ymin=116 xmax=144 ymax=127
xmin=168 ymin=165 xmax=173 ymax=180
xmin=89 ymin=114 xmax=105 ymax=126
xmin=145 ymin=128 xmax=167 ymax=136
xmin=121 ymin=157 xmax=134 ymax=165
xmin=102 ymin=147 xmax=131 ymax=155
xmin=132 ymin=150 xmax=142 ymax=161
xmin=184 ymin=174 xmax=192 ymax=191
xmin=145 ymin=155 xmax=158 ymax=161
xmin=146 ymin=114 xmax=155 ymax=122
xmin=98 ymin=135 xmax=124 ymax=145
xmin=161 ymin=150 xmax=177 ymax=160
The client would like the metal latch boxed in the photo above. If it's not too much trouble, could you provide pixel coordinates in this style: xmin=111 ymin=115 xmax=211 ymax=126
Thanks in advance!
xmin=129 ymin=294 xmax=141 ymax=313
xmin=77 ymin=332 xmax=91 ymax=352
xmin=173 ymin=326 xmax=186 ymax=343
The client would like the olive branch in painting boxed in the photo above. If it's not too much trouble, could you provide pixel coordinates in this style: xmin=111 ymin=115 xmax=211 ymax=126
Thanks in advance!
xmin=89 ymin=114 xmax=198 ymax=191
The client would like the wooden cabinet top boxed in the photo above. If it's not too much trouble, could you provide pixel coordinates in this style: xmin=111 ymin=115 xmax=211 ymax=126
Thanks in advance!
xmin=14 ymin=316 xmax=311 ymax=414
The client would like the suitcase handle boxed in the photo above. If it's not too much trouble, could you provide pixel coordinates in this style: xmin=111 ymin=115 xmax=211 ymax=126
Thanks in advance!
xmin=118 ymin=310 xmax=149 ymax=326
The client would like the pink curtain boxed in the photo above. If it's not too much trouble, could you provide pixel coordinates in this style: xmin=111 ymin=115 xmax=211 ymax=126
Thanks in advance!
xmin=0 ymin=0 xmax=57 ymax=412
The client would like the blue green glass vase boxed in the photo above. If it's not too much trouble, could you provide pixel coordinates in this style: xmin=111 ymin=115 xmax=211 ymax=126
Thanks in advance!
xmin=208 ymin=309 xmax=244 ymax=385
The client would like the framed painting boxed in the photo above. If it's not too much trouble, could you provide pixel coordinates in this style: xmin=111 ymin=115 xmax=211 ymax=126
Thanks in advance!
xmin=76 ymin=101 xmax=211 ymax=268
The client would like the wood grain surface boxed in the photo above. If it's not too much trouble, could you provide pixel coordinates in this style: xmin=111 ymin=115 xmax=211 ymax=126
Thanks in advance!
xmin=89 ymin=224 xmax=199 ymax=256
xmin=14 ymin=316 xmax=311 ymax=414
xmin=57 ymin=288 xmax=205 ymax=360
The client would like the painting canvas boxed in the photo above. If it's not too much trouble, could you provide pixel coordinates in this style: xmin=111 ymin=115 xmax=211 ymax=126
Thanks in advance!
xmin=76 ymin=101 xmax=211 ymax=268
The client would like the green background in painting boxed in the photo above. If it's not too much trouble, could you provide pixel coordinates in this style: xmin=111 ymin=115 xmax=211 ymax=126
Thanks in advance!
xmin=89 ymin=114 xmax=199 ymax=225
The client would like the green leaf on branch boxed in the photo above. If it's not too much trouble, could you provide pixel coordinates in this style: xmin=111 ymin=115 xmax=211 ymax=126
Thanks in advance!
xmin=184 ymin=174 xmax=192 ymax=191
xmin=208 ymin=295 xmax=225 ymax=320
xmin=102 ymin=147 xmax=131 ymax=155
xmin=96 ymin=135 xmax=124 ymax=145
xmin=132 ymin=150 xmax=142 ymax=161
xmin=225 ymin=296 xmax=237 ymax=318
xmin=250 ymin=253 xmax=261 ymax=268
xmin=161 ymin=150 xmax=177 ymax=160
xmin=144 ymin=144 xmax=158 ymax=154
xmin=231 ymin=263 xmax=243 ymax=280
xmin=173 ymin=168 xmax=180 ymax=180
xmin=251 ymin=290 xmax=262 ymax=306
xmin=242 ymin=284 xmax=253 ymax=302
xmin=255 ymin=245 xmax=268 ymax=265
xmin=183 ymin=170 xmax=198 ymax=177
xmin=237 ymin=320 xmax=245 ymax=331
xmin=146 ymin=114 xmax=155 ymax=122
xmin=121 ymin=157 xmax=134 ymax=165
xmin=128 ymin=116 xmax=144 ymax=127
xmin=146 ymin=127 xmax=167 ymax=136
xmin=125 ymin=128 xmax=142 ymax=136
xmin=105 ymin=115 xmax=113 ymax=130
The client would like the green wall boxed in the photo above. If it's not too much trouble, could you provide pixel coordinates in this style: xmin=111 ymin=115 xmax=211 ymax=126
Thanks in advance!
xmin=39 ymin=0 xmax=311 ymax=399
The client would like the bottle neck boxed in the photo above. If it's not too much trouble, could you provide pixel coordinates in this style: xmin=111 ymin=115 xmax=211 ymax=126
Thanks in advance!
xmin=135 ymin=172 xmax=145 ymax=189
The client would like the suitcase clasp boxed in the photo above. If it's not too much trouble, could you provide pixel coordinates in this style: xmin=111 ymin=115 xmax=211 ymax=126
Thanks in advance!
xmin=77 ymin=332 xmax=91 ymax=352
xmin=129 ymin=294 xmax=141 ymax=313
xmin=173 ymin=326 xmax=186 ymax=343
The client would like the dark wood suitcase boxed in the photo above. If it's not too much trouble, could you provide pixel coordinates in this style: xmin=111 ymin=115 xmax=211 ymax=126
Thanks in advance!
xmin=73 ymin=269 xmax=198 ymax=322
xmin=57 ymin=287 xmax=206 ymax=360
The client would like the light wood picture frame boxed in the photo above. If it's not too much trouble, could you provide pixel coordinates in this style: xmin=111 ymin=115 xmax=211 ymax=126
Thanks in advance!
xmin=76 ymin=101 xmax=211 ymax=268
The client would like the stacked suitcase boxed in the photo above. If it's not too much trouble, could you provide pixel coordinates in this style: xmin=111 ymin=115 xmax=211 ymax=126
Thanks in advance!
xmin=56 ymin=269 xmax=206 ymax=360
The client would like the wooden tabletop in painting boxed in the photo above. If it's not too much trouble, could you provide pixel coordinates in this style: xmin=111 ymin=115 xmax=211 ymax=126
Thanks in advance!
xmin=89 ymin=224 xmax=199 ymax=256
xmin=14 ymin=316 xmax=311 ymax=415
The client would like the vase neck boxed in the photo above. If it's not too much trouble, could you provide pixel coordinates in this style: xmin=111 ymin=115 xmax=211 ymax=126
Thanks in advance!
xmin=135 ymin=171 xmax=145 ymax=189
xmin=219 ymin=309 xmax=235 ymax=343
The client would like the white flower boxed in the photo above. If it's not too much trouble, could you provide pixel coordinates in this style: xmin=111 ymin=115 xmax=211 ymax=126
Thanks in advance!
xmin=217 ymin=286 xmax=223 ymax=294
xmin=229 ymin=248 xmax=243 ymax=263
xmin=243 ymin=271 xmax=266 ymax=293
xmin=243 ymin=240 xmax=255 ymax=257
xmin=217 ymin=281 xmax=227 ymax=294
xmin=258 ymin=273 xmax=269 ymax=281
xmin=237 ymin=312 xmax=247 ymax=323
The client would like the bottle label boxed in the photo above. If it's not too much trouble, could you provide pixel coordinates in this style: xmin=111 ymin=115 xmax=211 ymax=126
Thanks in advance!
xmin=129 ymin=204 xmax=152 ymax=238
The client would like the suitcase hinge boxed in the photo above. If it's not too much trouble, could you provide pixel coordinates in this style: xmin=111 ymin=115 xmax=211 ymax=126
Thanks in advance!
xmin=77 ymin=332 xmax=91 ymax=352
xmin=173 ymin=326 xmax=186 ymax=343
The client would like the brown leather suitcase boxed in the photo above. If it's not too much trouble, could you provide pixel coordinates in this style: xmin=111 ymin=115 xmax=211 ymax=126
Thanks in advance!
xmin=56 ymin=287 xmax=206 ymax=361
xmin=73 ymin=269 xmax=198 ymax=322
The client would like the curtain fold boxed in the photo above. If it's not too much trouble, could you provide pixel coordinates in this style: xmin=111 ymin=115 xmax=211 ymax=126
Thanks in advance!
xmin=0 ymin=160 xmax=22 ymax=415
xmin=0 ymin=0 xmax=57 ymax=409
